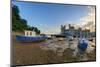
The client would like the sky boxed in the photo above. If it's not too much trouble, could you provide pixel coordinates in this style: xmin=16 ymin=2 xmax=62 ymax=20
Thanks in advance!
xmin=12 ymin=1 xmax=95 ymax=34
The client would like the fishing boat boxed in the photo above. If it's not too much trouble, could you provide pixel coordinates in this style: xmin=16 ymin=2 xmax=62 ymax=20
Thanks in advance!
xmin=16 ymin=35 xmax=47 ymax=42
xmin=16 ymin=30 xmax=48 ymax=42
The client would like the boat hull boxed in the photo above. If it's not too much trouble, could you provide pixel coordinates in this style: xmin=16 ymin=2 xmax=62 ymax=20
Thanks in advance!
xmin=78 ymin=39 xmax=88 ymax=50
xmin=16 ymin=35 xmax=47 ymax=42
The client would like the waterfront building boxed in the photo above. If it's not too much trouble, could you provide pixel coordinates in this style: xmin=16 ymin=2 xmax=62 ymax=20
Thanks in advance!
xmin=61 ymin=24 xmax=94 ymax=38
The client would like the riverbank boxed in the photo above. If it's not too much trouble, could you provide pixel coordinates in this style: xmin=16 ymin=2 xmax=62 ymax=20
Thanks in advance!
xmin=11 ymin=32 xmax=96 ymax=65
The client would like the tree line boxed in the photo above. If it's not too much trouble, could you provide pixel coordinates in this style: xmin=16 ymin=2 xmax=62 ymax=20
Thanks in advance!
xmin=12 ymin=4 xmax=41 ymax=34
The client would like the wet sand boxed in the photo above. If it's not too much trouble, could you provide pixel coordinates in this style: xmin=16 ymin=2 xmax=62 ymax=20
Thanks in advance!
xmin=11 ymin=32 xmax=96 ymax=65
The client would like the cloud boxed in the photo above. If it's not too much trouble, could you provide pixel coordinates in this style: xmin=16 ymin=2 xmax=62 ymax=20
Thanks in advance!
xmin=61 ymin=6 xmax=95 ymax=32
xmin=77 ymin=6 xmax=96 ymax=32
xmin=42 ymin=6 xmax=96 ymax=34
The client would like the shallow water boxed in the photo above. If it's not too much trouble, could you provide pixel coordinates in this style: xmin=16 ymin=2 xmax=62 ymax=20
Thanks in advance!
xmin=40 ymin=38 xmax=96 ymax=60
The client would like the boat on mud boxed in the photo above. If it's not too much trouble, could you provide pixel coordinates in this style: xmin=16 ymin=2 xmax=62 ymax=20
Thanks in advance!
xmin=16 ymin=35 xmax=48 ymax=42
xmin=78 ymin=38 xmax=88 ymax=50
xmin=16 ymin=30 xmax=48 ymax=42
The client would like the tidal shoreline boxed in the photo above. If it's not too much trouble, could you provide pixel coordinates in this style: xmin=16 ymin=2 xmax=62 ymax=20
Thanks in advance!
xmin=11 ymin=32 xmax=96 ymax=65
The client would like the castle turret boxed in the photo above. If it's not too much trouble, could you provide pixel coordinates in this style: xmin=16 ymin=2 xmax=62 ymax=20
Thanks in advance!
xmin=61 ymin=25 xmax=66 ymax=34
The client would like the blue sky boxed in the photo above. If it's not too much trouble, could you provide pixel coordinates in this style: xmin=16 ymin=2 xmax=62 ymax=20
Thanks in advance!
xmin=12 ymin=1 xmax=90 ymax=34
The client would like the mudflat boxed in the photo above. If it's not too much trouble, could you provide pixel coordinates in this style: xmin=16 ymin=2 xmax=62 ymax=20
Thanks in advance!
xmin=11 ymin=32 xmax=96 ymax=65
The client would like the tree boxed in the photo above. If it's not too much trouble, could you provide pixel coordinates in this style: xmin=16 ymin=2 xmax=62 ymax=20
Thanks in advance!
xmin=12 ymin=4 xmax=41 ymax=34
xmin=33 ymin=27 xmax=41 ymax=34
xmin=12 ymin=5 xmax=28 ymax=31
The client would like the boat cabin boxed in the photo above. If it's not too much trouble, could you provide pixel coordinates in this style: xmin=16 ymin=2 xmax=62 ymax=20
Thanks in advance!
xmin=25 ymin=30 xmax=36 ymax=37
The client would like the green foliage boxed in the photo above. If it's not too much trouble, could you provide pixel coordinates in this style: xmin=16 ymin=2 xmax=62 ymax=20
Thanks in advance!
xmin=26 ymin=26 xmax=40 ymax=34
xmin=12 ymin=4 xmax=41 ymax=34
xmin=34 ymin=27 xmax=40 ymax=34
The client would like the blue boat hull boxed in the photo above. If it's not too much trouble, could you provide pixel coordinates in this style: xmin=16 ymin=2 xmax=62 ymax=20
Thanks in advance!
xmin=78 ymin=41 xmax=88 ymax=50
xmin=16 ymin=35 xmax=48 ymax=42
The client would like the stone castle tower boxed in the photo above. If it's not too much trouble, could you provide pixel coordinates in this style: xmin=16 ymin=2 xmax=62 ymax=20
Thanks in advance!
xmin=61 ymin=25 xmax=66 ymax=34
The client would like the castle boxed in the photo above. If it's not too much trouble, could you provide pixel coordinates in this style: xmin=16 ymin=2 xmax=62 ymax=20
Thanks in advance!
xmin=61 ymin=24 xmax=95 ymax=38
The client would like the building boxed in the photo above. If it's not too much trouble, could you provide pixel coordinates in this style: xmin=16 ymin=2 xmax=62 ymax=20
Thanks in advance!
xmin=61 ymin=24 xmax=93 ymax=38
xmin=24 ymin=30 xmax=36 ymax=36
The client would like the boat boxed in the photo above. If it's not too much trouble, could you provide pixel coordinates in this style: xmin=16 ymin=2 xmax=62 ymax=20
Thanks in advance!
xmin=78 ymin=38 xmax=88 ymax=50
xmin=16 ymin=35 xmax=48 ymax=42
xmin=16 ymin=30 xmax=48 ymax=42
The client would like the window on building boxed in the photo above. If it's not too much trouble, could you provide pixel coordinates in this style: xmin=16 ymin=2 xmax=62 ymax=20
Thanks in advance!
xmin=30 ymin=32 xmax=32 ymax=36
xmin=27 ymin=32 xmax=28 ymax=36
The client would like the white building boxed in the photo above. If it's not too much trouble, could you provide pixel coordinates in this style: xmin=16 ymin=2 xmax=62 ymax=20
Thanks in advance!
xmin=24 ymin=30 xmax=36 ymax=37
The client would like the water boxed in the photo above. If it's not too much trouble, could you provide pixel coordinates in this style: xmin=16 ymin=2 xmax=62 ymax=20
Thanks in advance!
xmin=40 ymin=38 xmax=95 ymax=58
